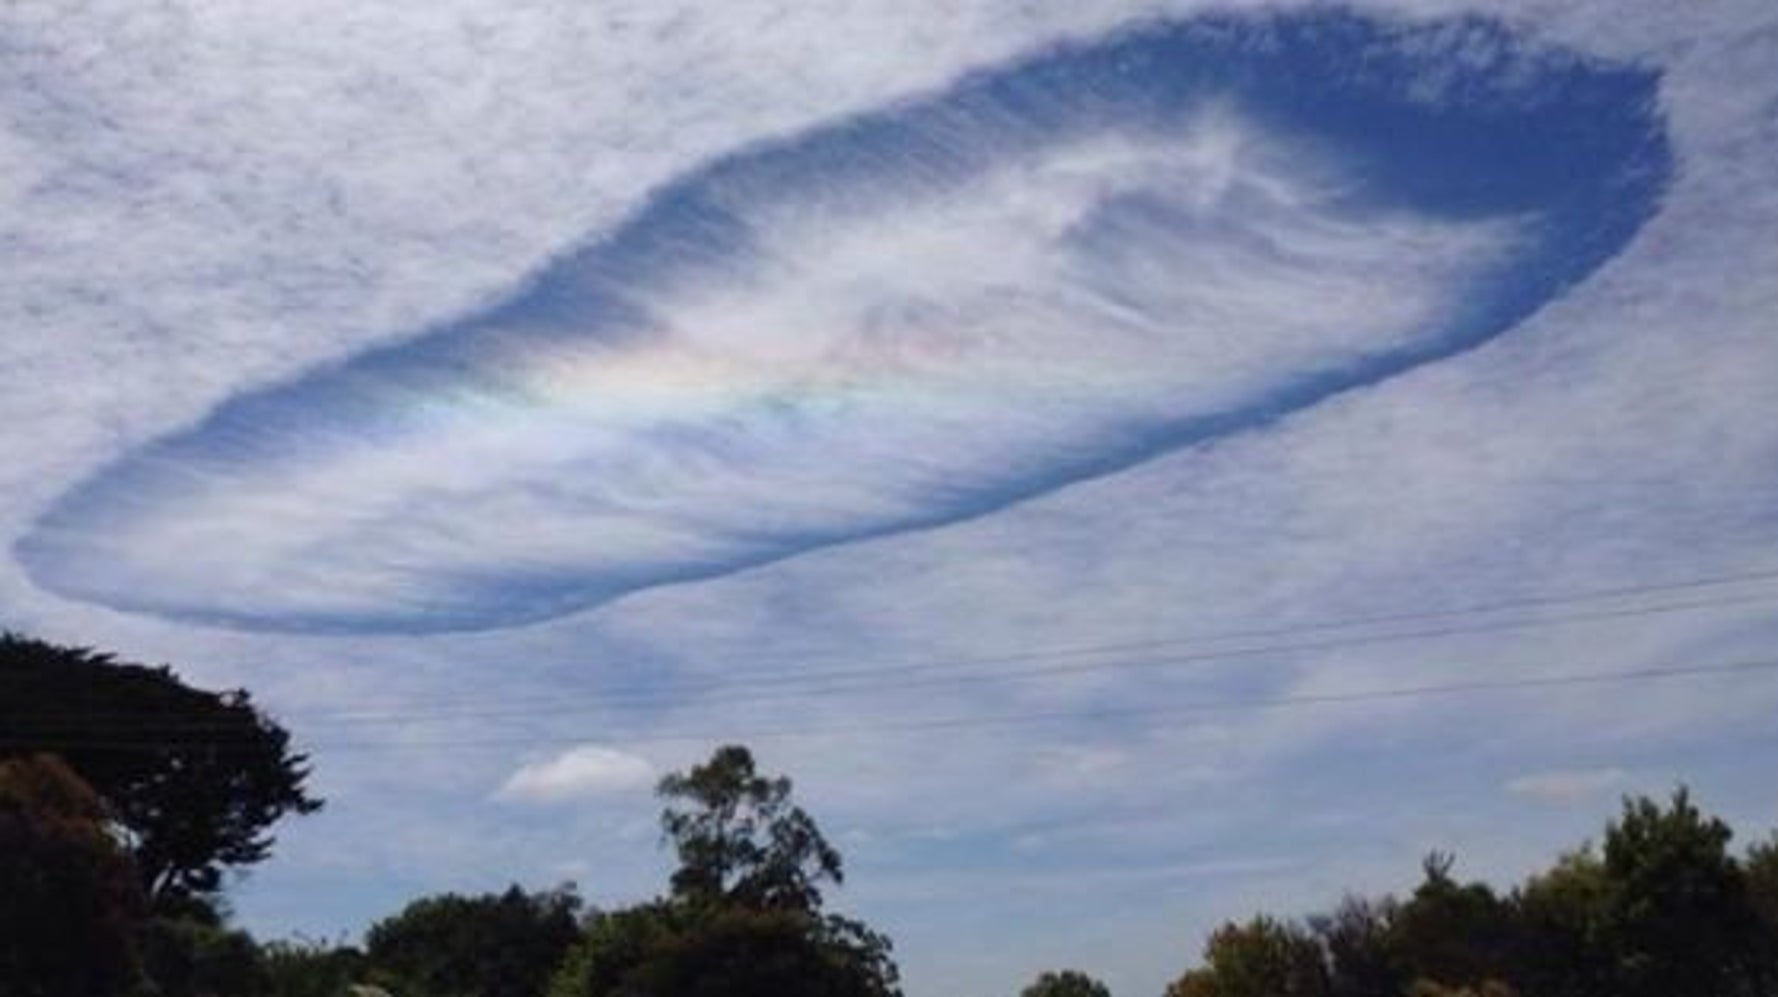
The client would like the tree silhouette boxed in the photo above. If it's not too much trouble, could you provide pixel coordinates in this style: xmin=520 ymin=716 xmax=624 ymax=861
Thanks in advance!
xmin=0 ymin=633 xmax=321 ymax=905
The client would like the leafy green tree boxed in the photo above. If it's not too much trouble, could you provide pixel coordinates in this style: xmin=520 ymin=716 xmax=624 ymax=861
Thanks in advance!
xmin=658 ymin=744 xmax=844 ymax=912
xmin=1511 ymin=848 xmax=1614 ymax=997
xmin=0 ymin=753 xmax=145 ymax=997
xmin=551 ymin=745 xmax=900 ymax=997
xmin=364 ymin=884 xmax=582 ymax=997
xmin=1747 ymin=832 xmax=1778 ymax=991
xmin=139 ymin=915 xmax=270 ymax=997
xmin=261 ymin=939 xmax=367 ymax=997
xmin=1165 ymin=915 xmax=1328 ymax=997
xmin=1750 ymin=832 xmax=1778 ymax=923
xmin=0 ymin=634 xmax=321 ymax=906
xmin=1390 ymin=852 xmax=1515 ymax=993
xmin=1308 ymin=895 xmax=1402 ymax=997
xmin=598 ymin=906 xmax=896 ymax=997
xmin=1598 ymin=788 xmax=1761 ymax=997
xmin=1020 ymin=968 xmax=1112 ymax=997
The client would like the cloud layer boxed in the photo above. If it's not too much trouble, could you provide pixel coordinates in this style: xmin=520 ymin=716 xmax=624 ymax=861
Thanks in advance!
xmin=4 ymin=2 xmax=1776 ymax=996
xmin=16 ymin=10 xmax=1668 ymax=633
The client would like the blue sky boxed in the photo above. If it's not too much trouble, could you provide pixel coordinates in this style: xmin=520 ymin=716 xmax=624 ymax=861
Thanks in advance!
xmin=3 ymin=1 xmax=1777 ymax=994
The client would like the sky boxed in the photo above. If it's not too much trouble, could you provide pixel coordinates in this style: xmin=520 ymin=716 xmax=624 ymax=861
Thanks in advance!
xmin=2 ymin=0 xmax=1777 ymax=994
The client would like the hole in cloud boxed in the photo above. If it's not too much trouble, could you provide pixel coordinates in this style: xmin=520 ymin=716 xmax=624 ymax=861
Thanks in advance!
xmin=18 ymin=9 xmax=1672 ymax=633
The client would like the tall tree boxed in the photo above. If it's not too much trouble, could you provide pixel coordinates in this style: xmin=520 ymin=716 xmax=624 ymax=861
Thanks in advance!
xmin=551 ymin=745 xmax=899 ymax=997
xmin=1598 ymin=788 xmax=1761 ymax=997
xmin=657 ymin=743 xmax=843 ymax=913
xmin=0 ymin=633 xmax=321 ymax=905
xmin=1389 ymin=853 xmax=1515 ymax=992
xmin=0 ymin=754 xmax=144 ymax=997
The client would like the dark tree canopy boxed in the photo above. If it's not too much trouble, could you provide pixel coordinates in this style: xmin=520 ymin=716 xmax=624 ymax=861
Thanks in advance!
xmin=1167 ymin=915 xmax=1327 ymax=997
xmin=1167 ymin=787 xmax=1777 ymax=997
xmin=0 ymin=632 xmax=321 ymax=904
xmin=364 ymin=883 xmax=583 ymax=997
xmin=139 ymin=915 xmax=271 ymax=997
xmin=658 ymin=743 xmax=844 ymax=913
xmin=1598 ymin=787 xmax=1762 ymax=997
xmin=553 ymin=904 xmax=897 ymax=997
xmin=0 ymin=754 xmax=144 ymax=997
xmin=1391 ymin=853 xmax=1516 ymax=991
xmin=1021 ymin=968 xmax=1113 ymax=997
xmin=261 ymin=939 xmax=368 ymax=997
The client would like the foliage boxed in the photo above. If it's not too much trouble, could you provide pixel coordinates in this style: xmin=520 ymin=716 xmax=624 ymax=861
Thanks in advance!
xmin=1019 ymin=968 xmax=1112 ymax=997
xmin=1308 ymin=895 xmax=1401 ymax=997
xmin=1748 ymin=832 xmax=1778 ymax=991
xmin=551 ymin=745 xmax=899 ymax=997
xmin=657 ymin=743 xmax=844 ymax=912
xmin=1596 ymin=788 xmax=1762 ymax=997
xmin=0 ymin=753 xmax=144 ymax=997
xmin=551 ymin=902 xmax=897 ymax=997
xmin=1511 ymin=848 xmax=1615 ymax=997
xmin=0 ymin=633 xmax=321 ymax=906
xmin=1166 ymin=786 xmax=1777 ymax=997
xmin=363 ymin=883 xmax=583 ymax=997
xmin=138 ymin=915 xmax=270 ymax=997
xmin=261 ymin=939 xmax=367 ymax=997
xmin=1166 ymin=916 xmax=1327 ymax=997
xmin=1391 ymin=852 xmax=1515 ymax=991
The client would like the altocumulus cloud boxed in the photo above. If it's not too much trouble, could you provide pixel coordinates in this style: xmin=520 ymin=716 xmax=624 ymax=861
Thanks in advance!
xmin=495 ymin=745 xmax=656 ymax=803
xmin=15 ymin=9 xmax=1668 ymax=634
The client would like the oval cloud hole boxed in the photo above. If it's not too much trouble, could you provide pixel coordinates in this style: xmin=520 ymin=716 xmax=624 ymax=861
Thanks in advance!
xmin=17 ymin=8 xmax=1673 ymax=633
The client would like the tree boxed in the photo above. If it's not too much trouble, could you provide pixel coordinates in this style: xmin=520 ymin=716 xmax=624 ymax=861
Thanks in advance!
xmin=602 ymin=906 xmax=896 ymax=997
xmin=550 ymin=745 xmax=900 ymax=997
xmin=1166 ymin=916 xmax=1328 ymax=997
xmin=139 ymin=915 xmax=270 ymax=997
xmin=364 ymin=884 xmax=583 ymax=997
xmin=1597 ymin=788 xmax=1761 ymax=997
xmin=1747 ymin=832 xmax=1778 ymax=991
xmin=1511 ymin=848 xmax=1615 ymax=997
xmin=1020 ymin=968 xmax=1112 ymax=997
xmin=261 ymin=939 xmax=367 ymax=997
xmin=657 ymin=744 xmax=843 ymax=912
xmin=1389 ymin=852 xmax=1515 ymax=992
xmin=1309 ymin=895 xmax=1402 ymax=997
xmin=0 ymin=633 xmax=321 ymax=905
xmin=0 ymin=753 xmax=144 ymax=997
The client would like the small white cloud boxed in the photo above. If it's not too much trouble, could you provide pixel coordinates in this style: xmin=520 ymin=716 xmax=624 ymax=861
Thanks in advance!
xmin=496 ymin=745 xmax=656 ymax=803
xmin=1505 ymin=768 xmax=1629 ymax=802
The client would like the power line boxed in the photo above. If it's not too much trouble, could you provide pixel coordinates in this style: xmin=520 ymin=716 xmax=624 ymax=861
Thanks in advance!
xmin=9 ymin=584 xmax=1778 ymax=735
xmin=289 ymin=563 xmax=1778 ymax=716
xmin=10 ymin=656 xmax=1777 ymax=754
